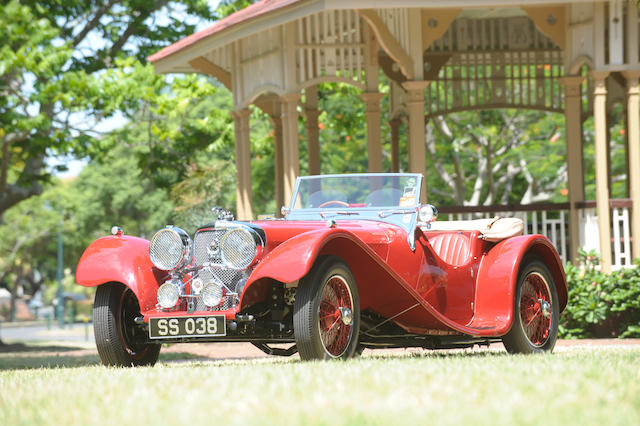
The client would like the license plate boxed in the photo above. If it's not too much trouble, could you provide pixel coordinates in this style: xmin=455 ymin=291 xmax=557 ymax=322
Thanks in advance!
xmin=149 ymin=315 xmax=226 ymax=339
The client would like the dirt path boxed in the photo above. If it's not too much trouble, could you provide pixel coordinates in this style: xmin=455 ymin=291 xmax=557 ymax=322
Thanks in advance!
xmin=3 ymin=339 xmax=638 ymax=362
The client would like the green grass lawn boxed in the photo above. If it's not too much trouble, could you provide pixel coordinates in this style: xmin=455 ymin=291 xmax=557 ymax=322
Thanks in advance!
xmin=1 ymin=346 xmax=639 ymax=426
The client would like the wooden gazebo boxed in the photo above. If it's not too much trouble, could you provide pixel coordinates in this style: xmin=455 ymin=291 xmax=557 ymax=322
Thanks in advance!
xmin=149 ymin=0 xmax=640 ymax=272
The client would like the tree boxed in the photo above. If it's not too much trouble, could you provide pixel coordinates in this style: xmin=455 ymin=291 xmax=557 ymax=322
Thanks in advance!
xmin=425 ymin=110 xmax=568 ymax=206
xmin=0 ymin=185 xmax=71 ymax=323
xmin=215 ymin=0 xmax=256 ymax=19
xmin=0 ymin=0 xmax=216 ymax=220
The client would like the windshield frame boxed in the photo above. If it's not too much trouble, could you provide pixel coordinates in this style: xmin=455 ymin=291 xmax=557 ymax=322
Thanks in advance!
xmin=288 ymin=173 xmax=423 ymax=212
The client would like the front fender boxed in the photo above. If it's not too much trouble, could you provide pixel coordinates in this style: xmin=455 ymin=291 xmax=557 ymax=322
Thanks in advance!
xmin=469 ymin=234 xmax=568 ymax=335
xmin=75 ymin=235 xmax=166 ymax=312
xmin=246 ymin=228 xmax=347 ymax=285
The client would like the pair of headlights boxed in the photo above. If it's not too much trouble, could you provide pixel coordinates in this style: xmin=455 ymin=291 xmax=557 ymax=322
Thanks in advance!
xmin=149 ymin=226 xmax=261 ymax=271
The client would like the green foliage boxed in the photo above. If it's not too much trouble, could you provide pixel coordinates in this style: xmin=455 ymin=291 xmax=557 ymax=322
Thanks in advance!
xmin=317 ymin=83 xmax=369 ymax=173
xmin=0 ymin=0 xmax=216 ymax=218
xmin=0 ymin=183 xmax=74 ymax=298
xmin=70 ymin=145 xmax=174 ymax=243
xmin=215 ymin=0 xmax=256 ymax=19
xmin=93 ymin=58 xmax=231 ymax=189
xmin=426 ymin=109 xmax=567 ymax=206
xmin=561 ymin=249 xmax=640 ymax=338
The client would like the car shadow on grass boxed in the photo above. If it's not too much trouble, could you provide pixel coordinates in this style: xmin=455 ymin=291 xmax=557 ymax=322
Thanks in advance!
xmin=0 ymin=341 xmax=205 ymax=370
xmin=0 ymin=342 xmax=85 ymax=353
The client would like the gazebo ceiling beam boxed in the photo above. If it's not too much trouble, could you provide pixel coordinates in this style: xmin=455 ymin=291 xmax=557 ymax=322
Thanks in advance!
xmin=357 ymin=9 xmax=415 ymax=80
xmin=188 ymin=56 xmax=232 ymax=90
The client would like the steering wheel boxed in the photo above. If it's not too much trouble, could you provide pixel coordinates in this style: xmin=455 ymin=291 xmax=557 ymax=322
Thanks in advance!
xmin=318 ymin=200 xmax=349 ymax=208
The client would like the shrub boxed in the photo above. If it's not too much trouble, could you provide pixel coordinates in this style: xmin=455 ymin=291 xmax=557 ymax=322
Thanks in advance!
xmin=560 ymin=249 xmax=640 ymax=338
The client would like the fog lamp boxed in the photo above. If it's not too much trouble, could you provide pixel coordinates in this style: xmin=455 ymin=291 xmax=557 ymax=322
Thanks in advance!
xmin=202 ymin=282 xmax=223 ymax=307
xmin=157 ymin=282 xmax=180 ymax=309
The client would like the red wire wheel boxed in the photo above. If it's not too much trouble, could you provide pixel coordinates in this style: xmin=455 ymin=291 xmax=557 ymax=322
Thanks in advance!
xmin=294 ymin=256 xmax=360 ymax=360
xmin=318 ymin=275 xmax=354 ymax=357
xmin=503 ymin=258 xmax=559 ymax=354
xmin=519 ymin=272 xmax=552 ymax=347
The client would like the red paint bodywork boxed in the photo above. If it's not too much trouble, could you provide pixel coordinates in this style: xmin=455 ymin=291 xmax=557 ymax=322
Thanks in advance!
xmin=77 ymin=218 xmax=567 ymax=338
xmin=76 ymin=236 xmax=167 ymax=312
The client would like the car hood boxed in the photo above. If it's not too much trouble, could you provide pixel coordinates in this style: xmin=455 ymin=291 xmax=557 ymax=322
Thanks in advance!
xmin=251 ymin=219 xmax=406 ymax=261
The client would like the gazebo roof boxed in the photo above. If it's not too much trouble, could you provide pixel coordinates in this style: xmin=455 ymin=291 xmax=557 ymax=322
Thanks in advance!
xmin=148 ymin=0 xmax=583 ymax=71
xmin=148 ymin=0 xmax=304 ymax=64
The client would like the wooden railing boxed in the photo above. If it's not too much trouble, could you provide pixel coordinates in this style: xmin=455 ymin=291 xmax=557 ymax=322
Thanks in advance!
xmin=436 ymin=200 xmax=633 ymax=268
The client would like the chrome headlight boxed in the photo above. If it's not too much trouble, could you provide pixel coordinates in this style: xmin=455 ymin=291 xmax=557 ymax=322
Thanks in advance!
xmin=220 ymin=227 xmax=262 ymax=270
xmin=149 ymin=227 xmax=192 ymax=271
xmin=418 ymin=204 xmax=438 ymax=224
xmin=157 ymin=282 xmax=181 ymax=309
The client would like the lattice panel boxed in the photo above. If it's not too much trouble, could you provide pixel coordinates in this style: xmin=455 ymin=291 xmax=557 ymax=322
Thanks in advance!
xmin=375 ymin=8 xmax=410 ymax=54
xmin=296 ymin=10 xmax=365 ymax=86
xmin=425 ymin=51 xmax=565 ymax=117
xmin=424 ymin=16 xmax=565 ymax=117
xmin=429 ymin=17 xmax=558 ymax=53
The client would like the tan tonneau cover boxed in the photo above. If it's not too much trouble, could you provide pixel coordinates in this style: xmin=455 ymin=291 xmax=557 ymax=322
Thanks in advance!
xmin=426 ymin=217 xmax=524 ymax=242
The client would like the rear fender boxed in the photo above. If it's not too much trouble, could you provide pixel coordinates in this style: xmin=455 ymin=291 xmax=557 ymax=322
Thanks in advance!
xmin=75 ymin=235 xmax=167 ymax=312
xmin=470 ymin=234 xmax=568 ymax=334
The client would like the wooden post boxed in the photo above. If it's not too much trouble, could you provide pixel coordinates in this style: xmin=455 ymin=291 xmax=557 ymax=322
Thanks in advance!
xmin=232 ymin=108 xmax=253 ymax=220
xmin=389 ymin=117 xmax=402 ymax=173
xmin=361 ymin=92 xmax=385 ymax=172
xmin=273 ymin=114 xmax=285 ymax=216
xmin=591 ymin=71 xmax=612 ymax=273
xmin=560 ymin=76 xmax=585 ymax=263
xmin=623 ymin=71 xmax=640 ymax=260
xmin=402 ymin=81 xmax=429 ymax=202
xmin=305 ymin=86 xmax=321 ymax=175
xmin=281 ymin=93 xmax=301 ymax=204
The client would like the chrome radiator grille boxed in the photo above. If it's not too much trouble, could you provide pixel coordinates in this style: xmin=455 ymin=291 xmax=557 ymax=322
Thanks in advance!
xmin=192 ymin=228 xmax=249 ymax=310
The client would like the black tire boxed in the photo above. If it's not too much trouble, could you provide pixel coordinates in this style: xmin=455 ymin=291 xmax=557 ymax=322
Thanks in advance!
xmin=502 ymin=258 xmax=559 ymax=354
xmin=294 ymin=256 xmax=360 ymax=360
xmin=93 ymin=283 xmax=161 ymax=367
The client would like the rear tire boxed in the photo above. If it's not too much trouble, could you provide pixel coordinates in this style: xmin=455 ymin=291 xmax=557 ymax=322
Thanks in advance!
xmin=93 ymin=283 xmax=160 ymax=367
xmin=502 ymin=258 xmax=559 ymax=354
xmin=294 ymin=256 xmax=360 ymax=360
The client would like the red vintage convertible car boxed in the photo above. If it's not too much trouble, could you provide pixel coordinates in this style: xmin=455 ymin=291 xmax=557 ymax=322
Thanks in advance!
xmin=76 ymin=173 xmax=567 ymax=366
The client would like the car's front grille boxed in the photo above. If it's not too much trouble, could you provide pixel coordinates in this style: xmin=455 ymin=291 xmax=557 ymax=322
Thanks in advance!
xmin=191 ymin=228 xmax=249 ymax=310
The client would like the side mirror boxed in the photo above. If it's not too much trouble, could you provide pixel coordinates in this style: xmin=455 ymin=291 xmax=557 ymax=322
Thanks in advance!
xmin=281 ymin=206 xmax=290 ymax=217
xmin=417 ymin=204 xmax=438 ymax=228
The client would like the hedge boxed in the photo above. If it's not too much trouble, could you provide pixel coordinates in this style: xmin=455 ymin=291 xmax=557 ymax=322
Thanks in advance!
xmin=559 ymin=249 xmax=640 ymax=338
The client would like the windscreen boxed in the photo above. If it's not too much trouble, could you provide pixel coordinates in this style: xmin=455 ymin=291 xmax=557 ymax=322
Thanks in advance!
xmin=291 ymin=174 xmax=421 ymax=210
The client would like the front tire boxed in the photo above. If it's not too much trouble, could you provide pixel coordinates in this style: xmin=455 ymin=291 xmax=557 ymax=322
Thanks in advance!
xmin=294 ymin=256 xmax=360 ymax=360
xmin=502 ymin=258 xmax=559 ymax=354
xmin=93 ymin=283 xmax=160 ymax=367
